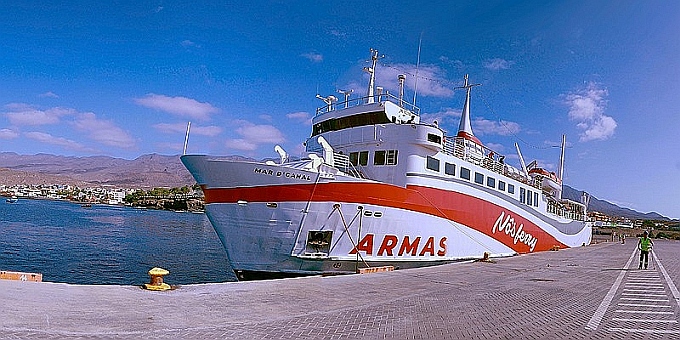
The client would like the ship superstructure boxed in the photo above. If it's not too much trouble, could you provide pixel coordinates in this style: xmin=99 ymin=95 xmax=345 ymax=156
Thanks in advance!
xmin=182 ymin=49 xmax=591 ymax=280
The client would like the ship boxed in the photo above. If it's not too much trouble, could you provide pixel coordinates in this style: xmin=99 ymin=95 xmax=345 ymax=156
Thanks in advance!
xmin=181 ymin=49 xmax=592 ymax=281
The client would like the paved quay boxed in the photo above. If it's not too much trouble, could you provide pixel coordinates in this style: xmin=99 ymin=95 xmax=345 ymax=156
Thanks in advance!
xmin=1 ymin=240 xmax=679 ymax=340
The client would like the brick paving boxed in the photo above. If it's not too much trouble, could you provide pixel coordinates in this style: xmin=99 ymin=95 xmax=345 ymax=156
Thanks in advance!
xmin=1 ymin=239 xmax=679 ymax=339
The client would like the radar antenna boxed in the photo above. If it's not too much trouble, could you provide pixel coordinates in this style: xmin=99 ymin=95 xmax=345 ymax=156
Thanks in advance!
xmin=315 ymin=94 xmax=338 ymax=111
xmin=337 ymin=89 xmax=354 ymax=108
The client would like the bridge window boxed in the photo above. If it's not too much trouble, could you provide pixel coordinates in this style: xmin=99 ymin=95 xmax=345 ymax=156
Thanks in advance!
xmin=386 ymin=150 xmax=398 ymax=165
xmin=444 ymin=162 xmax=455 ymax=176
xmin=474 ymin=172 xmax=484 ymax=184
xmin=350 ymin=151 xmax=369 ymax=166
xmin=487 ymin=177 xmax=495 ymax=188
xmin=427 ymin=133 xmax=442 ymax=144
xmin=374 ymin=151 xmax=386 ymax=165
xmin=460 ymin=167 xmax=471 ymax=180
xmin=426 ymin=156 xmax=440 ymax=171
xmin=527 ymin=190 xmax=533 ymax=206
xmin=312 ymin=111 xmax=391 ymax=136
xmin=534 ymin=192 xmax=539 ymax=207
xmin=498 ymin=181 xmax=506 ymax=191
xmin=508 ymin=184 xmax=515 ymax=194
xmin=374 ymin=150 xmax=398 ymax=166
xmin=520 ymin=187 xmax=526 ymax=204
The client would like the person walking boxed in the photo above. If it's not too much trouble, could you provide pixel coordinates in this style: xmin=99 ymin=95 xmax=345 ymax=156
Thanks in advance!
xmin=637 ymin=230 xmax=654 ymax=269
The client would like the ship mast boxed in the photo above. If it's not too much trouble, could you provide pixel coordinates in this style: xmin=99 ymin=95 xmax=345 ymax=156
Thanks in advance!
xmin=557 ymin=134 xmax=566 ymax=200
xmin=363 ymin=49 xmax=382 ymax=104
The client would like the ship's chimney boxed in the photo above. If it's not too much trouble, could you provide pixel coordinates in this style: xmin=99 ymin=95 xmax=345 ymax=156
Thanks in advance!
xmin=454 ymin=74 xmax=482 ymax=144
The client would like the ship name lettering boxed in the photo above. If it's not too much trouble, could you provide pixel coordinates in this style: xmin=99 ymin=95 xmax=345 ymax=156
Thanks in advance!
xmin=253 ymin=168 xmax=311 ymax=181
xmin=349 ymin=234 xmax=447 ymax=257
xmin=492 ymin=211 xmax=537 ymax=252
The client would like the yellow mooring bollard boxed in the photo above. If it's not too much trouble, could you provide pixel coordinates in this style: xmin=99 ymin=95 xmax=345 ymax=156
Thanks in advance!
xmin=143 ymin=267 xmax=171 ymax=291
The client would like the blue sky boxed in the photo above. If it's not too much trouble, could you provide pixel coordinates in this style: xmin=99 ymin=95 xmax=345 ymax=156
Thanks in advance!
xmin=1 ymin=1 xmax=679 ymax=219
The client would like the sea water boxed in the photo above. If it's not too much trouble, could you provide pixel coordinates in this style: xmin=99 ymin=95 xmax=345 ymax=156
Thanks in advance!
xmin=0 ymin=199 xmax=237 ymax=285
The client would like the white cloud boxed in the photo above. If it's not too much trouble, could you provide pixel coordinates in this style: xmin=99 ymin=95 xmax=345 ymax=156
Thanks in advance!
xmin=73 ymin=112 xmax=136 ymax=148
xmin=484 ymin=58 xmax=514 ymax=70
xmin=181 ymin=40 xmax=197 ymax=47
xmin=225 ymin=120 xmax=285 ymax=151
xmin=472 ymin=118 xmax=521 ymax=136
xmin=564 ymin=82 xmax=617 ymax=142
xmin=420 ymin=107 xmax=461 ymax=126
xmin=0 ymin=128 xmax=19 ymax=139
xmin=375 ymin=63 xmax=453 ymax=98
xmin=301 ymin=52 xmax=323 ymax=63
xmin=39 ymin=91 xmax=59 ymax=98
xmin=134 ymin=94 xmax=219 ymax=121
xmin=286 ymin=111 xmax=312 ymax=125
xmin=24 ymin=131 xmax=92 ymax=152
xmin=153 ymin=122 xmax=222 ymax=136
xmin=485 ymin=142 xmax=505 ymax=153
xmin=3 ymin=103 xmax=74 ymax=126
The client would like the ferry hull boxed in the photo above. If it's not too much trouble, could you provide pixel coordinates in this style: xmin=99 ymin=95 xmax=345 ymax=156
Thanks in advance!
xmin=182 ymin=155 xmax=592 ymax=279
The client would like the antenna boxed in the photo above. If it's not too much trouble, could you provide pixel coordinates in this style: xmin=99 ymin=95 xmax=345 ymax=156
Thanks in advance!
xmin=558 ymin=134 xmax=566 ymax=181
xmin=182 ymin=121 xmax=191 ymax=155
xmin=412 ymin=33 xmax=423 ymax=106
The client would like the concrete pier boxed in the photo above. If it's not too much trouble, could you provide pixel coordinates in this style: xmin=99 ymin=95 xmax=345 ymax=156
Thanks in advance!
xmin=1 ymin=240 xmax=679 ymax=339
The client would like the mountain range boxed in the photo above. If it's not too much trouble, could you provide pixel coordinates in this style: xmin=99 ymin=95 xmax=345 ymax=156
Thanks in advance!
xmin=0 ymin=152 xmax=672 ymax=221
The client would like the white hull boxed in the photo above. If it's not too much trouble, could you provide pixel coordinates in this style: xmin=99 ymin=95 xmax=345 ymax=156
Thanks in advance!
xmin=183 ymin=157 xmax=591 ymax=279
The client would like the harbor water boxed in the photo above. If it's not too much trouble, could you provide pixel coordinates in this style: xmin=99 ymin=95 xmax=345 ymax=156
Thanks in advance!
xmin=0 ymin=198 xmax=237 ymax=285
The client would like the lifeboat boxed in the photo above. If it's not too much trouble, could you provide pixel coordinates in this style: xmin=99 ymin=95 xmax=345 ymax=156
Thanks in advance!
xmin=528 ymin=168 xmax=562 ymax=192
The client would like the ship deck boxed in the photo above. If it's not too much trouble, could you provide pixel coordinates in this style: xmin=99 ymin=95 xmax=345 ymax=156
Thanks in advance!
xmin=1 ymin=239 xmax=679 ymax=339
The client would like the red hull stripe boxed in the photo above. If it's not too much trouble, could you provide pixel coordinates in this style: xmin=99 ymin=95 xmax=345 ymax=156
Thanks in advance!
xmin=202 ymin=182 xmax=567 ymax=252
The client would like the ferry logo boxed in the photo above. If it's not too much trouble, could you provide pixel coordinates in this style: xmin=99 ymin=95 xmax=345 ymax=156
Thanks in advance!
xmin=349 ymin=234 xmax=447 ymax=257
xmin=492 ymin=211 xmax=537 ymax=252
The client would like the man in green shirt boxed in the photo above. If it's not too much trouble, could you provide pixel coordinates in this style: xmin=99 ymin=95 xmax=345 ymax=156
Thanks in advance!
xmin=637 ymin=230 xmax=654 ymax=269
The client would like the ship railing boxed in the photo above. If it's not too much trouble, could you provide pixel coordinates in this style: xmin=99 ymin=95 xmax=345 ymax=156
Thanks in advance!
xmin=302 ymin=148 xmax=367 ymax=179
xmin=444 ymin=137 xmax=532 ymax=185
xmin=547 ymin=198 xmax=586 ymax=221
xmin=315 ymin=93 xmax=420 ymax=116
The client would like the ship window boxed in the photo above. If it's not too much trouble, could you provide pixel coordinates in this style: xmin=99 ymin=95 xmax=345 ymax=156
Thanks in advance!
xmin=444 ymin=162 xmax=455 ymax=176
xmin=474 ymin=172 xmax=484 ymax=184
xmin=427 ymin=133 xmax=442 ymax=144
xmin=426 ymin=156 xmax=440 ymax=171
xmin=520 ymin=187 xmax=526 ymax=204
xmin=358 ymin=151 xmax=368 ymax=166
xmin=534 ymin=192 xmax=539 ymax=207
xmin=386 ymin=150 xmax=398 ymax=165
xmin=487 ymin=177 xmax=495 ymax=188
xmin=349 ymin=152 xmax=358 ymax=166
xmin=527 ymin=190 xmax=533 ymax=206
xmin=312 ymin=111 xmax=392 ymax=136
xmin=498 ymin=181 xmax=506 ymax=191
xmin=374 ymin=151 xmax=386 ymax=165
xmin=460 ymin=167 xmax=471 ymax=180
xmin=508 ymin=184 xmax=515 ymax=194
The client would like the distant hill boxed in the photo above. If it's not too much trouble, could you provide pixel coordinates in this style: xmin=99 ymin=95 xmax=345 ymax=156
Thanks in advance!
xmin=562 ymin=185 xmax=672 ymax=221
xmin=0 ymin=152 xmax=196 ymax=188
xmin=0 ymin=152 xmax=672 ymax=220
